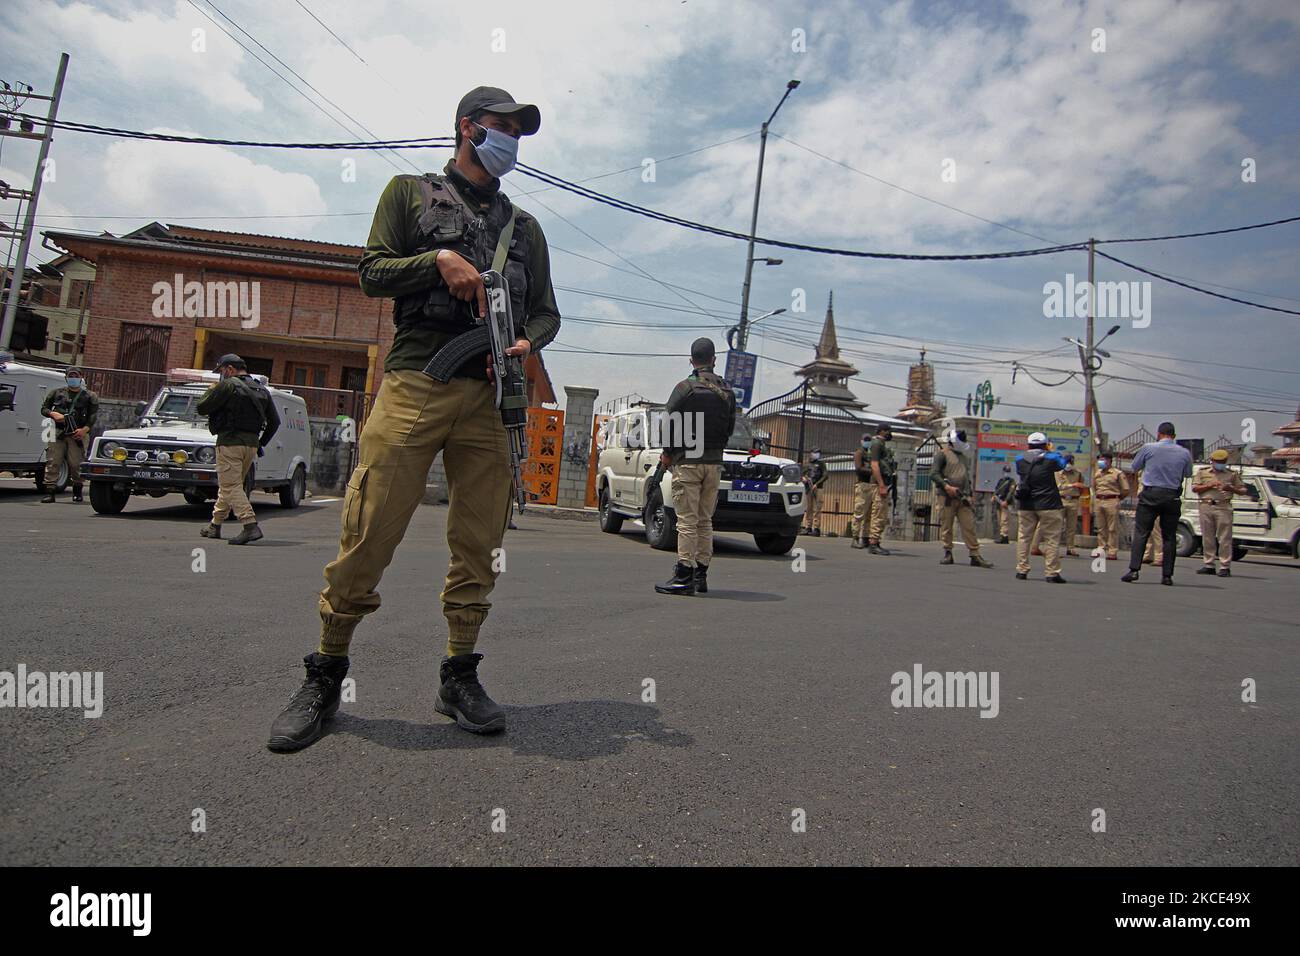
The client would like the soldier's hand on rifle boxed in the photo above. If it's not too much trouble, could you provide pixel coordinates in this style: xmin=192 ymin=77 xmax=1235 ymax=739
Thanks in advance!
xmin=49 ymin=411 xmax=65 ymax=422
xmin=945 ymin=483 xmax=959 ymax=498
xmin=74 ymin=427 xmax=89 ymax=439
xmin=435 ymin=249 xmax=487 ymax=318
xmin=486 ymin=339 xmax=531 ymax=384
xmin=659 ymin=453 xmax=672 ymax=467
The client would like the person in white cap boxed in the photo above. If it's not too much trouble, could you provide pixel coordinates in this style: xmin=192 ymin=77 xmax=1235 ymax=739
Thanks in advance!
xmin=1013 ymin=433 xmax=1069 ymax=582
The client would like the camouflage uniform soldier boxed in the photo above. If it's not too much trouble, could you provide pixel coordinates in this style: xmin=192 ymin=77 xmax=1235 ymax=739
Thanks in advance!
xmin=932 ymin=428 xmax=993 ymax=568
xmin=801 ymin=449 xmax=827 ymax=536
xmin=1091 ymin=453 xmax=1128 ymax=560
xmin=993 ymin=466 xmax=1016 ymax=544
xmin=1192 ymin=449 xmax=1247 ymax=577
xmin=851 ymin=424 xmax=893 ymax=555
xmin=39 ymin=366 xmax=98 ymax=503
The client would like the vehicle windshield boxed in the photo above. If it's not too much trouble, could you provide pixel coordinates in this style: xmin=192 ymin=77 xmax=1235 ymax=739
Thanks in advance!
xmin=150 ymin=391 xmax=205 ymax=422
xmin=1265 ymin=478 xmax=1300 ymax=501
xmin=726 ymin=415 xmax=767 ymax=452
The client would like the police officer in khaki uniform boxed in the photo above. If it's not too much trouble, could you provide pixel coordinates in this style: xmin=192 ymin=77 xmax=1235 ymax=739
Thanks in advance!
xmin=1091 ymin=452 xmax=1128 ymax=560
xmin=851 ymin=425 xmax=894 ymax=554
xmin=656 ymin=337 xmax=736 ymax=596
xmin=932 ymin=428 xmax=994 ymax=568
xmin=39 ymin=366 xmax=98 ymax=503
xmin=1192 ymin=449 xmax=1247 ymax=577
xmin=1055 ymin=454 xmax=1085 ymax=556
xmin=268 ymin=87 xmax=559 ymax=751
xmin=196 ymin=354 xmax=280 ymax=545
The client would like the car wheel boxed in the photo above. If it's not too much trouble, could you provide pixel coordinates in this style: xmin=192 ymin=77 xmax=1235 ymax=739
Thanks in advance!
xmin=244 ymin=462 xmax=255 ymax=498
xmin=754 ymin=531 xmax=798 ymax=555
xmin=183 ymin=491 xmax=209 ymax=506
xmin=279 ymin=465 xmax=306 ymax=508
xmin=1232 ymin=544 xmax=1248 ymax=562
xmin=598 ymin=486 xmax=624 ymax=534
xmin=35 ymin=460 xmax=69 ymax=493
xmin=643 ymin=487 xmax=677 ymax=551
xmin=89 ymin=481 xmax=129 ymax=515
xmin=1175 ymin=523 xmax=1197 ymax=558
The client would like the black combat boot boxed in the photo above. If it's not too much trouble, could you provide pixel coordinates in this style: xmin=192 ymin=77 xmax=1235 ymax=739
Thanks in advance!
xmin=199 ymin=523 xmax=221 ymax=539
xmin=1217 ymin=567 xmax=1231 ymax=578
xmin=970 ymin=553 xmax=994 ymax=569
xmin=811 ymin=529 xmax=820 ymax=537
xmin=694 ymin=563 xmax=709 ymax=594
xmin=997 ymin=535 xmax=1010 ymax=544
xmin=850 ymin=537 xmax=865 ymax=549
xmin=1196 ymin=565 xmax=1216 ymax=575
xmin=436 ymin=653 xmax=506 ymax=734
xmin=655 ymin=561 xmax=696 ymax=595
xmin=41 ymin=492 xmax=56 ymax=503
xmin=229 ymin=522 xmax=263 ymax=545
xmin=940 ymin=550 xmax=954 ymax=565
xmin=71 ymin=485 xmax=84 ymax=502
xmin=1121 ymin=569 xmax=1139 ymax=583
xmin=1015 ymin=572 xmax=1028 ymax=580
xmin=868 ymin=542 xmax=890 ymax=555
xmin=267 ymin=652 xmax=350 ymax=752
xmin=1161 ymin=576 xmax=1173 ymax=586
xmin=1045 ymin=573 xmax=1067 ymax=583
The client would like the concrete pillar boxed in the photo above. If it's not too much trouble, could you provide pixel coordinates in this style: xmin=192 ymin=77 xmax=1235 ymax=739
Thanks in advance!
xmin=557 ymin=386 xmax=599 ymax=509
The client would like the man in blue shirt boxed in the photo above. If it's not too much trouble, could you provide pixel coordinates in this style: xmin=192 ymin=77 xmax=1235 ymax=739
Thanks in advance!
xmin=1014 ymin=432 xmax=1069 ymax=582
xmin=1122 ymin=421 xmax=1194 ymax=585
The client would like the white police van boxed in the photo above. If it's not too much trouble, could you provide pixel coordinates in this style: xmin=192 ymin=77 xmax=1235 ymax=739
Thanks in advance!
xmin=0 ymin=356 xmax=75 ymax=491
xmin=82 ymin=368 xmax=312 ymax=515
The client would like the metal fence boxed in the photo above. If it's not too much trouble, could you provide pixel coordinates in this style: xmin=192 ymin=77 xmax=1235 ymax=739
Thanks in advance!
xmin=81 ymin=366 xmax=167 ymax=403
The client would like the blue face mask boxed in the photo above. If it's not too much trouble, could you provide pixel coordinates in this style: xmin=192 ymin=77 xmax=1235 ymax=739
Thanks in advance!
xmin=472 ymin=123 xmax=519 ymax=178
xmin=66 ymin=377 xmax=82 ymax=389
xmin=1213 ymin=462 xmax=1226 ymax=471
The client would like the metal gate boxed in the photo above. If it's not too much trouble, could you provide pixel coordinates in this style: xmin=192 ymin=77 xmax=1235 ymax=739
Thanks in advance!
xmin=523 ymin=408 xmax=564 ymax=505
xmin=912 ymin=434 xmax=939 ymax=541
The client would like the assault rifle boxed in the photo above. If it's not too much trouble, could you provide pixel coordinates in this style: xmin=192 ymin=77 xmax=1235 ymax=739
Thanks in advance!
xmin=422 ymin=270 xmax=531 ymax=511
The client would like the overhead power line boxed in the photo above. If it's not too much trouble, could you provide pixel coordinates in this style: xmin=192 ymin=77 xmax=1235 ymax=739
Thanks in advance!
xmin=1094 ymin=249 xmax=1300 ymax=316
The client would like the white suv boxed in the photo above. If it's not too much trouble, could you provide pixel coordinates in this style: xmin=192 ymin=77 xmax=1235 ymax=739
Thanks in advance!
xmin=595 ymin=403 xmax=806 ymax=555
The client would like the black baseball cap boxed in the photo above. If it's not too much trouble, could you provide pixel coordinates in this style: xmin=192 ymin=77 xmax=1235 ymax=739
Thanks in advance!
xmin=456 ymin=86 xmax=541 ymax=136
xmin=212 ymin=353 xmax=246 ymax=371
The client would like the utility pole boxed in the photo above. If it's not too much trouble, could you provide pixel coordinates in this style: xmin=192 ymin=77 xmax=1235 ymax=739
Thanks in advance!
xmin=1083 ymin=238 xmax=1095 ymax=535
xmin=0 ymin=53 xmax=69 ymax=352
xmin=736 ymin=80 xmax=799 ymax=352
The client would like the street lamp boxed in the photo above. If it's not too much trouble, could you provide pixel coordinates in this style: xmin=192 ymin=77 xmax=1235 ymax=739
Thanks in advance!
xmin=736 ymin=79 xmax=800 ymax=353
xmin=727 ymin=308 xmax=785 ymax=350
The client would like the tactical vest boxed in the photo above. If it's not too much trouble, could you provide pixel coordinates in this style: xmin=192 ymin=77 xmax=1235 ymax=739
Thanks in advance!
xmin=50 ymin=388 xmax=92 ymax=435
xmin=674 ymin=371 xmax=734 ymax=455
xmin=394 ymin=173 xmax=532 ymax=334
xmin=209 ymin=376 xmax=267 ymax=436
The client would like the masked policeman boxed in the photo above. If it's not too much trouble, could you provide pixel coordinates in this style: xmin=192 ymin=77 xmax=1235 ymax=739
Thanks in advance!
xmin=196 ymin=354 xmax=279 ymax=545
xmin=656 ymin=337 xmax=736 ymax=596
xmin=1053 ymin=453 xmax=1085 ymax=556
xmin=852 ymin=424 xmax=894 ymax=554
xmin=801 ymin=448 xmax=827 ymax=536
xmin=39 ymin=366 xmax=98 ymax=503
xmin=1091 ymin=452 xmax=1127 ymax=560
xmin=932 ymin=428 xmax=993 ymax=568
xmin=268 ymin=87 xmax=560 ymax=751
xmin=992 ymin=465 xmax=1016 ymax=544
xmin=1192 ymin=449 xmax=1247 ymax=577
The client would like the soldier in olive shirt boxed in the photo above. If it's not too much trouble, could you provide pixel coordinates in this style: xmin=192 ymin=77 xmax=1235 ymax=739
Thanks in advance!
xmin=268 ymin=87 xmax=560 ymax=752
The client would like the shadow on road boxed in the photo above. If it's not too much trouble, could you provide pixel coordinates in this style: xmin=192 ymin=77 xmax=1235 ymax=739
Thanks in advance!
xmin=694 ymin=589 xmax=786 ymax=602
xmin=326 ymin=699 xmax=693 ymax=760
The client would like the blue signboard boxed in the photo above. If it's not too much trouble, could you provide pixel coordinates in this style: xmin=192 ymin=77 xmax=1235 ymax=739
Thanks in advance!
xmin=724 ymin=349 xmax=758 ymax=409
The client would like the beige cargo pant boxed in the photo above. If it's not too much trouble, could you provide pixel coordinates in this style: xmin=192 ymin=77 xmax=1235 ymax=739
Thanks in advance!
xmin=1094 ymin=501 xmax=1120 ymax=557
xmin=1200 ymin=503 xmax=1234 ymax=569
xmin=1016 ymin=508 xmax=1062 ymax=576
xmin=852 ymin=481 xmax=887 ymax=543
xmin=319 ymin=370 xmax=512 ymax=658
xmin=212 ymin=444 xmax=257 ymax=525
xmin=939 ymin=499 xmax=981 ymax=553
xmin=1061 ymin=503 xmax=1079 ymax=550
xmin=805 ymin=486 xmax=821 ymax=532
xmin=997 ymin=501 xmax=1011 ymax=538
xmin=1143 ymin=528 xmax=1164 ymax=564
xmin=671 ymin=462 xmax=720 ymax=567
xmin=44 ymin=435 xmax=85 ymax=486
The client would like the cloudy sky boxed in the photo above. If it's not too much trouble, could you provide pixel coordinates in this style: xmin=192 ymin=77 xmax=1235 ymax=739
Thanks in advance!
xmin=3 ymin=0 xmax=1298 ymax=448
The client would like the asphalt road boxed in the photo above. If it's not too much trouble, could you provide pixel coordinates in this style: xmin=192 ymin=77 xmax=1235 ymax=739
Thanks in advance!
xmin=1 ymin=478 xmax=1296 ymax=866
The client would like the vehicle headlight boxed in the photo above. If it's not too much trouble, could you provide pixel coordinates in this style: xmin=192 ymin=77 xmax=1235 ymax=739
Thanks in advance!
xmin=155 ymin=451 xmax=171 ymax=463
xmin=101 ymin=441 xmax=122 ymax=459
xmin=171 ymin=450 xmax=188 ymax=465
xmin=134 ymin=450 xmax=149 ymax=463
xmin=781 ymin=463 xmax=801 ymax=482
xmin=195 ymin=446 xmax=216 ymax=464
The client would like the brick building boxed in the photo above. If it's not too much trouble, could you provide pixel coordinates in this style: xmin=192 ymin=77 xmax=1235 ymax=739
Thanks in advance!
xmin=43 ymin=223 xmax=554 ymax=415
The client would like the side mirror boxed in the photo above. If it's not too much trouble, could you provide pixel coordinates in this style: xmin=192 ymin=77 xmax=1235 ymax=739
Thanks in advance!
xmin=134 ymin=402 xmax=147 ymax=415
